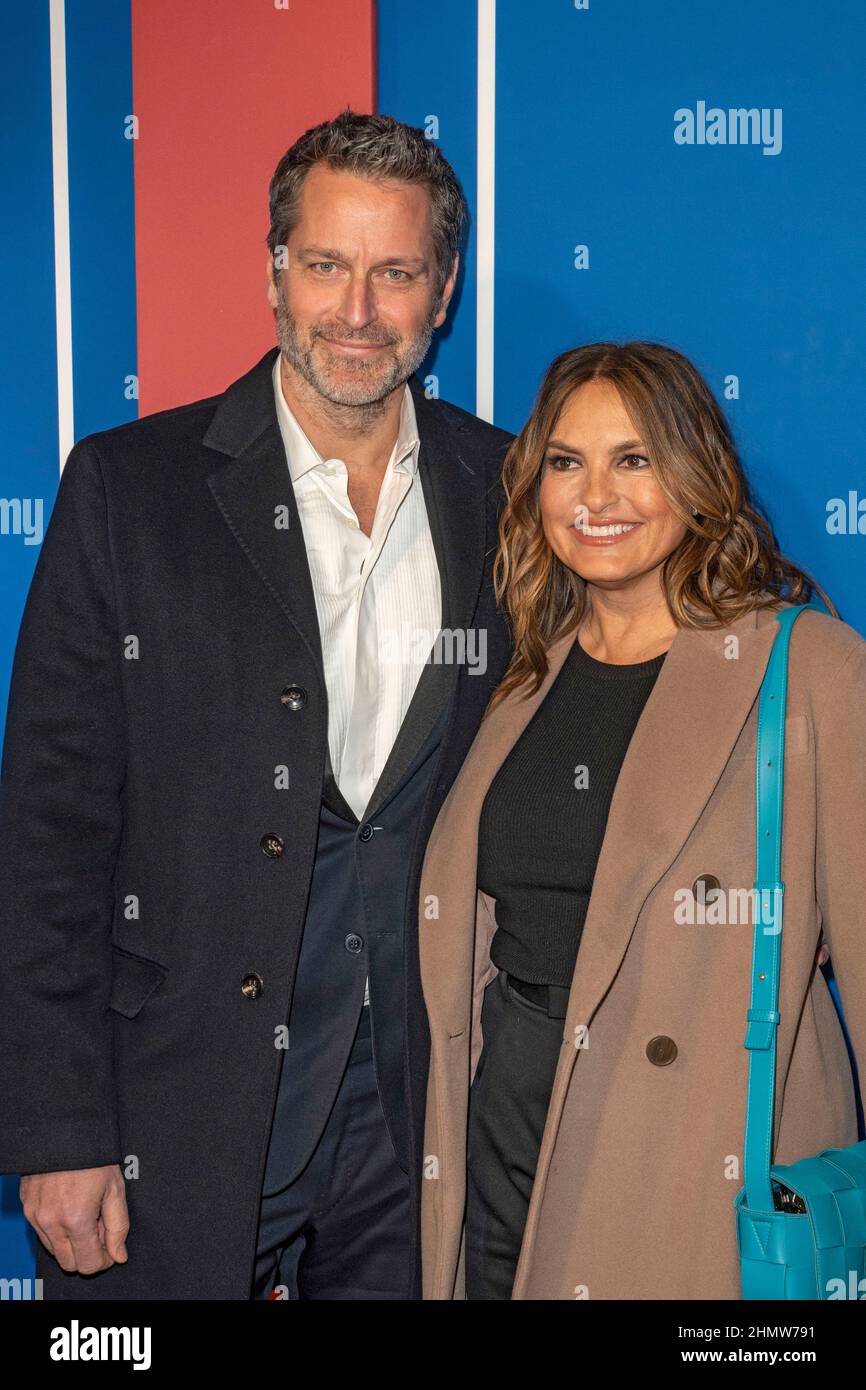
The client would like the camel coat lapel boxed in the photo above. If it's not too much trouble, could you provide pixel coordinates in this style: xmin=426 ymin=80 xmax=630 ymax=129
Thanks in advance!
xmin=418 ymin=599 xmax=866 ymax=1299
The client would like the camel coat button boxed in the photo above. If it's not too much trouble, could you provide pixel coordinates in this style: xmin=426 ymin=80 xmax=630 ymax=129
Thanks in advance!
xmin=692 ymin=873 xmax=721 ymax=903
xmin=646 ymin=1035 xmax=678 ymax=1066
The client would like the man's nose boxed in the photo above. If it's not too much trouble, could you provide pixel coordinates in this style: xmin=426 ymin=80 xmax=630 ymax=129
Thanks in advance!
xmin=335 ymin=274 xmax=378 ymax=330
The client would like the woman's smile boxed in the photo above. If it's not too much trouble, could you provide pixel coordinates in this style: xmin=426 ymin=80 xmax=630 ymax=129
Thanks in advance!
xmin=571 ymin=519 xmax=643 ymax=545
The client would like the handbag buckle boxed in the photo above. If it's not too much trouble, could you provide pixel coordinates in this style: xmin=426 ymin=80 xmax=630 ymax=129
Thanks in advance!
xmin=771 ymin=1181 xmax=807 ymax=1215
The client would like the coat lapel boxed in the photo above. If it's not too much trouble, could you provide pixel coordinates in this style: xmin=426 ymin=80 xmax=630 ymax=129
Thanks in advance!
xmin=365 ymin=373 xmax=489 ymax=816
xmin=423 ymin=602 xmax=787 ymax=1040
xmin=203 ymin=348 xmax=492 ymax=820
xmin=562 ymin=604 xmax=779 ymax=1037
xmin=204 ymin=347 xmax=326 ymax=688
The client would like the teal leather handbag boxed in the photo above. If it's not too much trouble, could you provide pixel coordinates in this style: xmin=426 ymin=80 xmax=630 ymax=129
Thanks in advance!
xmin=734 ymin=602 xmax=866 ymax=1300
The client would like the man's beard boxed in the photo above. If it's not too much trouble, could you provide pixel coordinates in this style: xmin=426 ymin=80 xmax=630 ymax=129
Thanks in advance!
xmin=273 ymin=276 xmax=440 ymax=409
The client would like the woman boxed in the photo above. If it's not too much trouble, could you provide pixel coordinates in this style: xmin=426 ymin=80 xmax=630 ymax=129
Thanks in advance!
xmin=418 ymin=341 xmax=866 ymax=1300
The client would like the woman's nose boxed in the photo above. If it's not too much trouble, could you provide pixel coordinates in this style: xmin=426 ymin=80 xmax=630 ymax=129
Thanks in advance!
xmin=575 ymin=469 xmax=620 ymax=518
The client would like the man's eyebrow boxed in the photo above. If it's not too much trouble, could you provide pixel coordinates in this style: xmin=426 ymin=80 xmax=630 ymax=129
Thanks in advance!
xmin=296 ymin=246 xmax=429 ymax=269
xmin=546 ymin=438 xmax=646 ymax=454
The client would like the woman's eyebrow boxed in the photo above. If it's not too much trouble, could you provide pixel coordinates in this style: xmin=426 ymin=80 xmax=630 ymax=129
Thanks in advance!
xmin=546 ymin=438 xmax=646 ymax=454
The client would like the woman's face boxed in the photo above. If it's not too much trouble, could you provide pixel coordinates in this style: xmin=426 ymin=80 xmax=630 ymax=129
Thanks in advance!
xmin=539 ymin=379 xmax=689 ymax=591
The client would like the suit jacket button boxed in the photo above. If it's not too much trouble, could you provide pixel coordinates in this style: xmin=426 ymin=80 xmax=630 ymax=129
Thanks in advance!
xmin=344 ymin=934 xmax=364 ymax=954
xmin=241 ymin=972 xmax=263 ymax=999
xmin=260 ymin=833 xmax=284 ymax=857
xmin=646 ymin=1035 xmax=678 ymax=1066
xmin=358 ymin=823 xmax=374 ymax=842
xmin=692 ymin=873 xmax=721 ymax=903
xmin=280 ymin=685 xmax=307 ymax=711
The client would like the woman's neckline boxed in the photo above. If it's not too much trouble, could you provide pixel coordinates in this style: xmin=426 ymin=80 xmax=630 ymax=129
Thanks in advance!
xmin=570 ymin=632 xmax=671 ymax=677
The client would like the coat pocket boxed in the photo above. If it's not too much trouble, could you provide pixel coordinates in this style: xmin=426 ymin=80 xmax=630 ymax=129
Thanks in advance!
xmin=108 ymin=943 xmax=169 ymax=1019
xmin=727 ymin=713 xmax=810 ymax=761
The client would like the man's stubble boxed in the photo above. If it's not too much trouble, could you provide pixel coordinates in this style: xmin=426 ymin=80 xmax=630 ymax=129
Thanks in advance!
xmin=273 ymin=273 xmax=441 ymax=430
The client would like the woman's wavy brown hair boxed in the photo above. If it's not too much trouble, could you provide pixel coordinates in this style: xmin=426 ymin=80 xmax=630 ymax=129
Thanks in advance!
xmin=487 ymin=340 xmax=835 ymax=713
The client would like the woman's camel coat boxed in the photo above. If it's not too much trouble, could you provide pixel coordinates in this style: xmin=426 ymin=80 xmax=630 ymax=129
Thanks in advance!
xmin=418 ymin=599 xmax=866 ymax=1299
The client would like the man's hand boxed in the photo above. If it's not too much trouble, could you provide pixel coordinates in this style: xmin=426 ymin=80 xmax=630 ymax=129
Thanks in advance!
xmin=19 ymin=1165 xmax=129 ymax=1274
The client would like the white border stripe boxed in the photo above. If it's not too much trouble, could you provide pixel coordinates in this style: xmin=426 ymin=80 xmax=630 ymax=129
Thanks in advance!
xmin=49 ymin=0 xmax=74 ymax=474
xmin=476 ymin=0 xmax=495 ymax=422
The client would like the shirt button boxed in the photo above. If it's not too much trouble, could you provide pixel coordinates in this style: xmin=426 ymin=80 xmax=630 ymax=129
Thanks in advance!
xmin=646 ymin=1036 xmax=678 ymax=1066
xmin=241 ymin=972 xmax=264 ymax=999
xmin=280 ymin=685 xmax=307 ymax=711
xmin=358 ymin=823 xmax=374 ymax=842
xmin=345 ymin=934 xmax=364 ymax=954
xmin=260 ymin=833 xmax=284 ymax=858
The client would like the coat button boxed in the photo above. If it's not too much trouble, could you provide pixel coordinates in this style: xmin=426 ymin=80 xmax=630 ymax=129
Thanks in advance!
xmin=241 ymin=972 xmax=263 ymax=999
xmin=646 ymin=1035 xmax=678 ymax=1066
xmin=260 ymin=833 xmax=284 ymax=857
xmin=358 ymin=823 xmax=374 ymax=842
xmin=344 ymin=934 xmax=364 ymax=954
xmin=692 ymin=873 xmax=721 ymax=902
xmin=280 ymin=685 xmax=307 ymax=711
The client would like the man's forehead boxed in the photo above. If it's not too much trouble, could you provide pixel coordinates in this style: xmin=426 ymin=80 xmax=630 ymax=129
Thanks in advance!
xmin=297 ymin=163 xmax=432 ymax=214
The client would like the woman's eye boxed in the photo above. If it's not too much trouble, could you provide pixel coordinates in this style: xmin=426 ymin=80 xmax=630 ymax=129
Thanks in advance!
xmin=547 ymin=454 xmax=580 ymax=470
xmin=544 ymin=453 xmax=650 ymax=471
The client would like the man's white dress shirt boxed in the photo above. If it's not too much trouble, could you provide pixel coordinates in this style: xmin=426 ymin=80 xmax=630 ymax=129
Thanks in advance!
xmin=272 ymin=354 xmax=442 ymax=1005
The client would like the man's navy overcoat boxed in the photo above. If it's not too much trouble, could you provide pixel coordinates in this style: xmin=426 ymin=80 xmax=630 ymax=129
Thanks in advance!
xmin=0 ymin=347 xmax=514 ymax=1299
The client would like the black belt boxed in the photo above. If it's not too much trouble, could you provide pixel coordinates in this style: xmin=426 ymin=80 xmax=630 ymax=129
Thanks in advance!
xmin=505 ymin=973 xmax=571 ymax=1019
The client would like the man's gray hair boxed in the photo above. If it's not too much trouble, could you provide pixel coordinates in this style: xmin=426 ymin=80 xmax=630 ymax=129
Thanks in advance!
xmin=267 ymin=108 xmax=468 ymax=305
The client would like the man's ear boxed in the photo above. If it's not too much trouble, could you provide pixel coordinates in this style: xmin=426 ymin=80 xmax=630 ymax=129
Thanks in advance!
xmin=433 ymin=252 xmax=459 ymax=328
xmin=266 ymin=253 xmax=278 ymax=309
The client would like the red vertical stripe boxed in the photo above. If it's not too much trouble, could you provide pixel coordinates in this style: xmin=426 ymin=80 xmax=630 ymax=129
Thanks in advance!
xmin=131 ymin=0 xmax=376 ymax=415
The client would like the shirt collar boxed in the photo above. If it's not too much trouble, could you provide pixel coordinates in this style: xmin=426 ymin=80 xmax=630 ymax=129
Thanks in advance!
xmin=272 ymin=352 xmax=420 ymax=483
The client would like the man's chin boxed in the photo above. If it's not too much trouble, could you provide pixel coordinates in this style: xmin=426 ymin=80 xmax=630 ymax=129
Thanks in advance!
xmin=278 ymin=338 xmax=416 ymax=406
xmin=313 ymin=360 xmax=405 ymax=406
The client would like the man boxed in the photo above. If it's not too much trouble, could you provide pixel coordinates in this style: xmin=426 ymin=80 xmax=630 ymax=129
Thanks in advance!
xmin=0 ymin=110 xmax=513 ymax=1299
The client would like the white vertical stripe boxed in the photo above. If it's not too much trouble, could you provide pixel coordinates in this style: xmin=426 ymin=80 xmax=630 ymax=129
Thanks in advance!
xmin=49 ymin=0 xmax=74 ymax=475
xmin=476 ymin=0 xmax=496 ymax=423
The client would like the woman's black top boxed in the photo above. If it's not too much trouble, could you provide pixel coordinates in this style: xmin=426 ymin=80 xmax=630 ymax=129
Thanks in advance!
xmin=477 ymin=633 xmax=667 ymax=988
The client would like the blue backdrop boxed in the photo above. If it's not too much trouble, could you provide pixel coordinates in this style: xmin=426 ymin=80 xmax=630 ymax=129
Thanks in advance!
xmin=2 ymin=0 xmax=863 ymax=1287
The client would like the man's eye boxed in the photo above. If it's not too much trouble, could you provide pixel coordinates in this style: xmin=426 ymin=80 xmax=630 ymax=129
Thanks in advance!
xmin=309 ymin=264 xmax=408 ymax=279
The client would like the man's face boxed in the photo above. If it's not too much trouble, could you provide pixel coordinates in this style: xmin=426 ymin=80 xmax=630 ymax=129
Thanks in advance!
xmin=267 ymin=163 xmax=457 ymax=406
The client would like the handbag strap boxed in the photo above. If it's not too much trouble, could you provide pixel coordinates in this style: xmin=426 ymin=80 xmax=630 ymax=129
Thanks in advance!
xmin=743 ymin=601 xmax=826 ymax=1212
